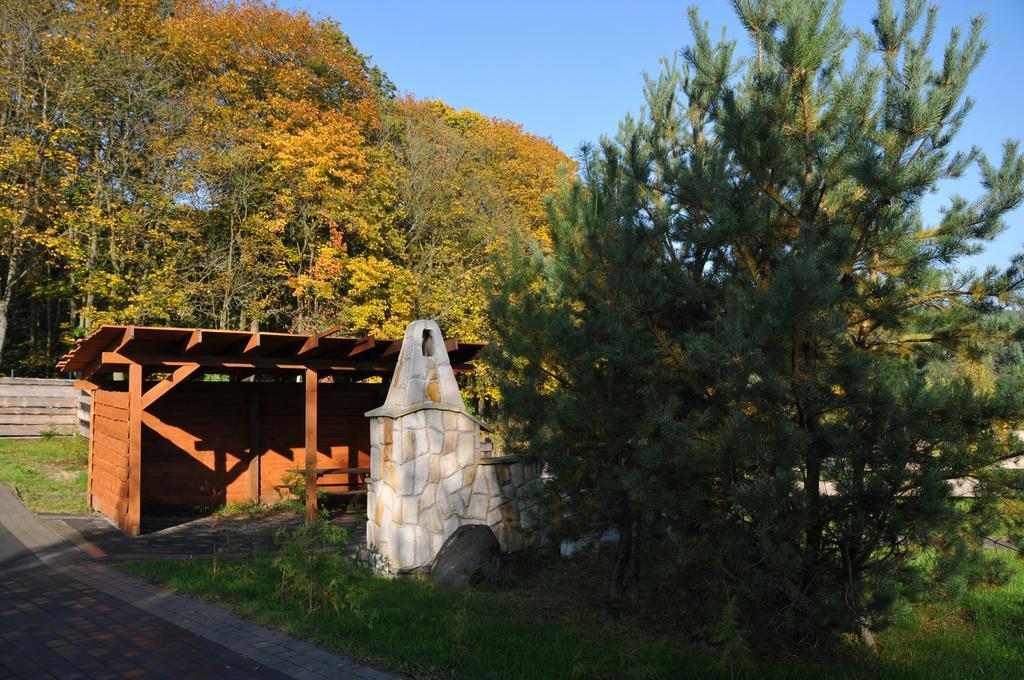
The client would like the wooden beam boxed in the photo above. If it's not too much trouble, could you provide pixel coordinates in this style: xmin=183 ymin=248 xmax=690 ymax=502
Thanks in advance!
xmin=185 ymin=329 xmax=203 ymax=353
xmin=79 ymin=351 xmax=108 ymax=381
xmin=248 ymin=389 xmax=261 ymax=502
xmin=242 ymin=333 xmax=261 ymax=354
xmin=305 ymin=367 xmax=318 ymax=523
xmin=380 ymin=340 xmax=403 ymax=358
xmin=127 ymin=363 xmax=143 ymax=536
xmin=298 ymin=335 xmax=318 ymax=355
xmin=100 ymin=351 xmax=397 ymax=374
xmin=444 ymin=338 xmax=459 ymax=353
xmin=74 ymin=379 xmax=100 ymax=391
xmin=348 ymin=337 xmax=376 ymax=358
xmin=87 ymin=387 xmax=97 ymax=510
xmin=113 ymin=326 xmax=135 ymax=353
xmin=141 ymin=364 xmax=200 ymax=410
xmin=298 ymin=327 xmax=342 ymax=356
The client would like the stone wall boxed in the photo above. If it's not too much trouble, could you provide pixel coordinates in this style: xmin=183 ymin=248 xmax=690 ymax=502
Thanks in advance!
xmin=364 ymin=320 xmax=537 ymax=571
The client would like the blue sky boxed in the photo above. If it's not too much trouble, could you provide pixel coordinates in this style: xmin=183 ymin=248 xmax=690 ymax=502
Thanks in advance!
xmin=282 ymin=0 xmax=1024 ymax=272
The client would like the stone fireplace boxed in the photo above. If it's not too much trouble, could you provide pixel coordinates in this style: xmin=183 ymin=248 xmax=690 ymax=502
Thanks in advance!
xmin=364 ymin=320 xmax=536 ymax=571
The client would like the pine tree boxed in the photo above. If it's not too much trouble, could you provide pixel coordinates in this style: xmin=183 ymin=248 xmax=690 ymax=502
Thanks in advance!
xmin=488 ymin=0 xmax=1024 ymax=644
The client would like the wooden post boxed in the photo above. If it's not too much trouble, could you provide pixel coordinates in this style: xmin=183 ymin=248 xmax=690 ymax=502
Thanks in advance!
xmin=248 ymin=389 xmax=261 ymax=502
xmin=305 ymin=368 xmax=318 ymax=523
xmin=87 ymin=388 xmax=96 ymax=511
xmin=127 ymin=363 xmax=143 ymax=536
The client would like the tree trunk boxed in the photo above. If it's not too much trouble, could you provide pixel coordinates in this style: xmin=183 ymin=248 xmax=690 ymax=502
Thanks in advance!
xmin=609 ymin=518 xmax=635 ymax=601
xmin=0 ymin=238 xmax=23 ymax=365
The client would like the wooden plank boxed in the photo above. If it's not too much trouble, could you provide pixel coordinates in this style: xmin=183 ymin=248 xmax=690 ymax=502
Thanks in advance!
xmin=305 ymin=367 xmax=318 ymax=523
xmin=91 ymin=457 xmax=128 ymax=482
xmin=249 ymin=390 xmax=261 ymax=502
xmin=0 ymin=396 xmax=78 ymax=408
xmin=94 ymin=414 xmax=130 ymax=441
xmin=126 ymin=363 xmax=142 ymax=536
xmin=0 ymin=407 xmax=79 ymax=416
xmin=94 ymin=390 xmax=129 ymax=409
xmin=0 ymin=385 xmax=78 ymax=398
xmin=93 ymin=401 xmax=128 ymax=422
xmin=141 ymin=364 xmax=200 ymax=409
xmin=92 ymin=431 xmax=129 ymax=458
xmin=0 ymin=424 xmax=76 ymax=436
xmin=0 ymin=413 xmax=78 ymax=424
xmin=0 ymin=377 xmax=75 ymax=386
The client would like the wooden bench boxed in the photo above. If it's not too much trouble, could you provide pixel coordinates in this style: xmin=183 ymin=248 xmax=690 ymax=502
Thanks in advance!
xmin=278 ymin=467 xmax=370 ymax=496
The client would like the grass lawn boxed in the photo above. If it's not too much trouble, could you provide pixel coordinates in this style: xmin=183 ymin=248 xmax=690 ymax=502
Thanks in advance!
xmin=0 ymin=436 xmax=89 ymax=512
xmin=121 ymin=550 xmax=1024 ymax=679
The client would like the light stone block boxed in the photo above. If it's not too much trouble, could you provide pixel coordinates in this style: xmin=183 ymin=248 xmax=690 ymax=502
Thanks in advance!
xmin=459 ymin=487 xmax=472 ymax=510
xmin=443 ymin=515 xmax=460 ymax=540
xmin=409 ymin=409 xmax=426 ymax=429
xmin=423 ymin=506 xmax=443 ymax=533
xmin=456 ymin=436 xmax=476 ymax=468
xmin=425 ymin=409 xmax=444 ymax=432
xmin=415 ymin=427 xmax=430 ymax=457
xmin=404 ymin=429 xmax=418 ymax=464
xmin=436 ymin=487 xmax=454 ymax=518
xmin=440 ymin=451 xmax=458 ymax=478
xmin=426 ymin=427 xmax=443 ymax=453
xmin=414 ymin=455 xmax=430 ymax=495
xmin=402 ymin=495 xmax=419 ymax=526
xmin=397 ymin=460 xmax=417 ymax=495
xmin=407 ymin=378 xmax=426 ymax=403
xmin=415 ymin=529 xmax=433 ymax=565
xmin=370 ymin=445 xmax=380 ymax=479
xmin=419 ymin=482 xmax=436 ymax=511
xmin=396 ymin=525 xmax=415 ymax=567
xmin=443 ymin=411 xmax=458 ymax=430
xmin=429 ymin=455 xmax=440 ymax=483
xmin=441 ymin=470 xmax=463 ymax=495
xmin=466 ymin=492 xmax=488 ymax=520
xmin=442 ymin=431 xmax=458 ymax=455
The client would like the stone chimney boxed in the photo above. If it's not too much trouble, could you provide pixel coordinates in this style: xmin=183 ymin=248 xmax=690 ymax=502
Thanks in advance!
xmin=365 ymin=320 xmax=538 ymax=572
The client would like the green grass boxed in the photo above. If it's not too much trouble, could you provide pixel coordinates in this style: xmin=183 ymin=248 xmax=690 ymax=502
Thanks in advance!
xmin=118 ymin=550 xmax=1024 ymax=679
xmin=0 ymin=435 xmax=89 ymax=512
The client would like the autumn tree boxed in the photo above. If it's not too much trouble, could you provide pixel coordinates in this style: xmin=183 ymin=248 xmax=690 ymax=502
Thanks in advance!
xmin=0 ymin=0 xmax=83 ymax=362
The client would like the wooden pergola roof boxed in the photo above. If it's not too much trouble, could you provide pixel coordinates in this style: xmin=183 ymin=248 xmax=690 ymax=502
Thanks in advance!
xmin=57 ymin=325 xmax=485 ymax=379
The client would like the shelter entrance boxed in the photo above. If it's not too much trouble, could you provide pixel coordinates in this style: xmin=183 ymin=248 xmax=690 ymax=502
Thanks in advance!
xmin=58 ymin=325 xmax=482 ymax=535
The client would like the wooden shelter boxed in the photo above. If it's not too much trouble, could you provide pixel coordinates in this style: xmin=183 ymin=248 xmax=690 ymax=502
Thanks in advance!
xmin=57 ymin=325 xmax=483 ymax=535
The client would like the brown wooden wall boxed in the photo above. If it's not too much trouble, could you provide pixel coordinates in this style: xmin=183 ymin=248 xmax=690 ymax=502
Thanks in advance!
xmin=140 ymin=381 xmax=384 ymax=508
xmin=89 ymin=389 xmax=130 ymax=527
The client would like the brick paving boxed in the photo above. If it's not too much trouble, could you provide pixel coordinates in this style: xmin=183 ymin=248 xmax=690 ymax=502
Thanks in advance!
xmin=0 ymin=485 xmax=396 ymax=679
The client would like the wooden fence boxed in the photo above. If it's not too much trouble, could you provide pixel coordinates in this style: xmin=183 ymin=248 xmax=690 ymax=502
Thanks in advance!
xmin=0 ymin=377 xmax=89 ymax=438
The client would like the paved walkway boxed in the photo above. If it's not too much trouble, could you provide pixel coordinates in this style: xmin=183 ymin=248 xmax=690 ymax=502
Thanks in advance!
xmin=38 ymin=510 xmax=365 ymax=561
xmin=0 ymin=486 xmax=395 ymax=680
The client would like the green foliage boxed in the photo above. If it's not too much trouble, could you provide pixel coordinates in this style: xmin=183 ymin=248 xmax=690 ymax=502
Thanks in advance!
xmin=122 ymin=549 xmax=1024 ymax=678
xmin=488 ymin=0 xmax=1024 ymax=647
xmin=272 ymin=517 xmax=365 ymax=615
